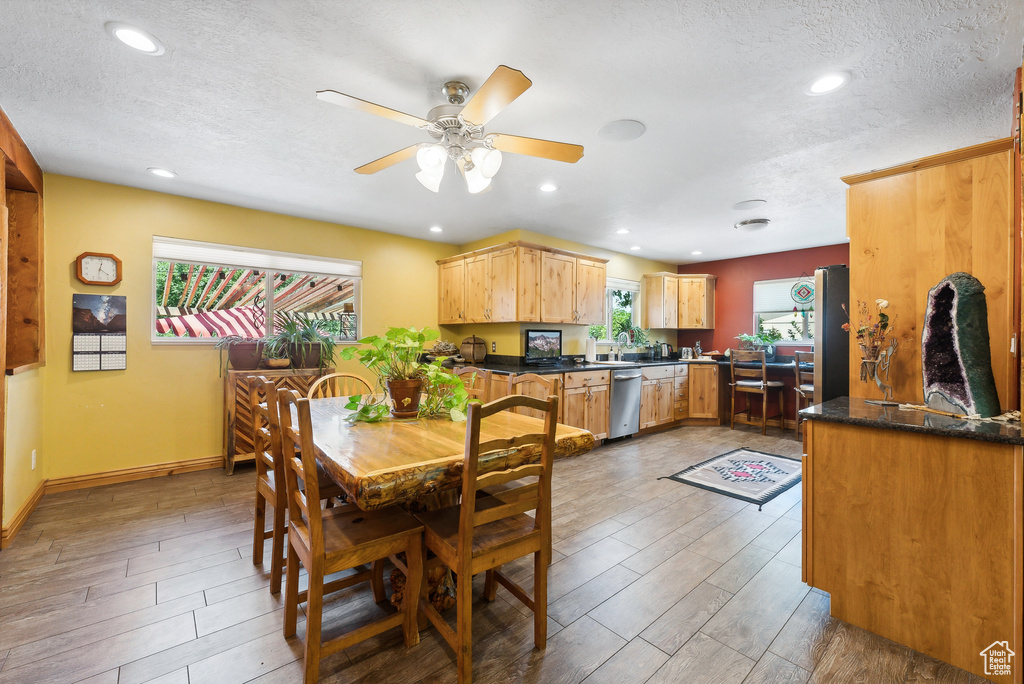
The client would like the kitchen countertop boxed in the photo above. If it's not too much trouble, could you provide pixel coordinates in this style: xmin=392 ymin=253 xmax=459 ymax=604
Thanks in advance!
xmin=800 ymin=396 xmax=1024 ymax=445
xmin=466 ymin=357 xmax=802 ymax=376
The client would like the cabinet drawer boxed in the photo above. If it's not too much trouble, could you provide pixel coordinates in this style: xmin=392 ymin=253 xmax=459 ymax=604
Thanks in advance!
xmin=674 ymin=363 xmax=689 ymax=377
xmin=564 ymin=370 xmax=610 ymax=388
xmin=641 ymin=365 xmax=674 ymax=381
xmin=674 ymin=376 xmax=689 ymax=401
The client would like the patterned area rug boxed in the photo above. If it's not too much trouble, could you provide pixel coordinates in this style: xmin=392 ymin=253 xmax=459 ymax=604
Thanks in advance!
xmin=660 ymin=448 xmax=802 ymax=508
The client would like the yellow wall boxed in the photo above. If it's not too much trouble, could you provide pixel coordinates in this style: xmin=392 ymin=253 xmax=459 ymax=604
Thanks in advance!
xmin=26 ymin=174 xmax=458 ymax=483
xmin=443 ymin=229 xmax=677 ymax=354
xmin=3 ymin=369 xmax=45 ymax=526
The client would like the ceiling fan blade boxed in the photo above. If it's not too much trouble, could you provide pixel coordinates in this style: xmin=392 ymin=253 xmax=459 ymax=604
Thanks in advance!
xmin=459 ymin=66 xmax=532 ymax=127
xmin=355 ymin=144 xmax=421 ymax=174
xmin=316 ymin=90 xmax=430 ymax=128
xmin=489 ymin=134 xmax=584 ymax=163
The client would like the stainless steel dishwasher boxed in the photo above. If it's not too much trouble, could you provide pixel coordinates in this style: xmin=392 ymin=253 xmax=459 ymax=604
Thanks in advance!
xmin=608 ymin=369 xmax=642 ymax=438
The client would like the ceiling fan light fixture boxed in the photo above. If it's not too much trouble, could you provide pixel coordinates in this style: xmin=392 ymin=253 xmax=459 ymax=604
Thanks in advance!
xmin=415 ymin=170 xmax=443 ymax=193
xmin=471 ymin=147 xmax=502 ymax=179
xmin=464 ymin=165 xmax=491 ymax=194
xmin=416 ymin=144 xmax=447 ymax=174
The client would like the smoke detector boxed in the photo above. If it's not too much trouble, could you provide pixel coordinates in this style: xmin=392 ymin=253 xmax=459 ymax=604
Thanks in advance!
xmin=734 ymin=218 xmax=771 ymax=231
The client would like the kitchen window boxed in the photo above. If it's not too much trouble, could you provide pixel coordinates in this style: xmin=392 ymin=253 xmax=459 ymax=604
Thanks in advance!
xmin=752 ymin=276 xmax=815 ymax=344
xmin=151 ymin=237 xmax=361 ymax=343
xmin=589 ymin=277 xmax=640 ymax=342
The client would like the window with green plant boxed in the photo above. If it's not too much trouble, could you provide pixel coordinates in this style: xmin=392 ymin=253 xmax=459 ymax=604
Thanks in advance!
xmin=752 ymin=276 xmax=815 ymax=344
xmin=589 ymin=278 xmax=640 ymax=342
xmin=151 ymin=237 xmax=361 ymax=343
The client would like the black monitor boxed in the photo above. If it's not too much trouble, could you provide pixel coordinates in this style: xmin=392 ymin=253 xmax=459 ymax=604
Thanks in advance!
xmin=524 ymin=330 xmax=561 ymax=364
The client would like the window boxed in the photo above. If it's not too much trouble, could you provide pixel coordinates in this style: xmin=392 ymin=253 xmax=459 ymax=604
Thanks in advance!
xmin=589 ymin=277 xmax=640 ymax=342
xmin=753 ymin=276 xmax=815 ymax=343
xmin=152 ymin=237 xmax=361 ymax=343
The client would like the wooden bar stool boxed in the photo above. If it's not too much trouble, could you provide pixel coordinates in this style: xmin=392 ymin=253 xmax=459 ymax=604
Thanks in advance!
xmin=307 ymin=372 xmax=373 ymax=399
xmin=794 ymin=350 xmax=815 ymax=437
xmin=278 ymin=389 xmax=424 ymax=684
xmin=728 ymin=350 xmax=786 ymax=435
xmin=415 ymin=394 xmax=558 ymax=684
xmin=455 ymin=366 xmax=492 ymax=402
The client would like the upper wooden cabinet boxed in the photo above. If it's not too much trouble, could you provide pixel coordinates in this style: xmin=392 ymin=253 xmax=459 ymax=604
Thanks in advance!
xmin=641 ymin=273 xmax=716 ymax=329
xmin=438 ymin=242 xmax=607 ymax=325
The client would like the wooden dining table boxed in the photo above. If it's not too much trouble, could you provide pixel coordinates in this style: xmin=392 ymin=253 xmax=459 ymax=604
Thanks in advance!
xmin=305 ymin=396 xmax=597 ymax=511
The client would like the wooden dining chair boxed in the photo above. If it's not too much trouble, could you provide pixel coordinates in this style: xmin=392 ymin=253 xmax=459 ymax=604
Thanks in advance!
xmin=794 ymin=350 xmax=815 ymax=437
xmin=415 ymin=393 xmax=558 ymax=684
xmin=278 ymin=388 xmax=424 ymax=684
xmin=249 ymin=376 xmax=351 ymax=594
xmin=307 ymin=372 xmax=374 ymax=399
xmin=506 ymin=372 xmax=561 ymax=421
xmin=455 ymin=366 xmax=492 ymax=402
xmin=728 ymin=349 xmax=786 ymax=435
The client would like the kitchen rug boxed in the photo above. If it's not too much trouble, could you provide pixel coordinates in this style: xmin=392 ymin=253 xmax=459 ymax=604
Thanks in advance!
xmin=659 ymin=448 xmax=801 ymax=509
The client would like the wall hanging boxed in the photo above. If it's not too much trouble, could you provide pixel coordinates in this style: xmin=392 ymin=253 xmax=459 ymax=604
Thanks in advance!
xmin=72 ymin=294 xmax=127 ymax=371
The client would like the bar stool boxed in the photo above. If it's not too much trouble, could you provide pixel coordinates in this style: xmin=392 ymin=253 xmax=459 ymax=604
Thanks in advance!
xmin=729 ymin=349 xmax=786 ymax=435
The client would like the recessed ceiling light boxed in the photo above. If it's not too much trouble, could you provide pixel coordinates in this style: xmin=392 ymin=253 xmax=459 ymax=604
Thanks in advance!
xmin=430 ymin=226 xmax=443 ymax=233
xmin=806 ymin=72 xmax=848 ymax=95
xmin=732 ymin=199 xmax=768 ymax=211
xmin=691 ymin=251 xmax=702 ymax=255
xmin=539 ymin=183 xmax=558 ymax=192
xmin=106 ymin=22 xmax=165 ymax=55
xmin=735 ymin=218 xmax=771 ymax=231
xmin=616 ymin=229 xmax=629 ymax=235
xmin=148 ymin=167 xmax=177 ymax=178
xmin=597 ymin=119 xmax=646 ymax=142
xmin=630 ymin=246 xmax=641 ymax=251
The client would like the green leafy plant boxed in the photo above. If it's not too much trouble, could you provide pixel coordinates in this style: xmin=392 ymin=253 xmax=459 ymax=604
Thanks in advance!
xmin=212 ymin=334 xmax=264 ymax=376
xmin=628 ymin=326 xmax=651 ymax=347
xmin=265 ymin=311 xmax=337 ymax=372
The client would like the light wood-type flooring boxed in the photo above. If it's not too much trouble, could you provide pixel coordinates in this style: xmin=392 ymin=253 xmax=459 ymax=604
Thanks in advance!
xmin=0 ymin=425 xmax=990 ymax=683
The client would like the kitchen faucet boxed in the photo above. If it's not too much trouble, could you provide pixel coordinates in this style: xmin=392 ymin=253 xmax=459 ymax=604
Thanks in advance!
xmin=615 ymin=331 xmax=629 ymax=360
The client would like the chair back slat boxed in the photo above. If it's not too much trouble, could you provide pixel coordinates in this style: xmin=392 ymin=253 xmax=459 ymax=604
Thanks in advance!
xmin=730 ymin=349 xmax=768 ymax=385
xmin=455 ymin=366 xmax=492 ymax=402
xmin=457 ymin=393 xmax=558 ymax=561
xmin=506 ymin=373 xmax=561 ymax=420
xmin=477 ymin=433 xmax=550 ymax=454
xmin=248 ymin=376 xmax=274 ymax=477
xmin=278 ymin=388 xmax=323 ymax=543
xmin=307 ymin=372 xmax=374 ymax=400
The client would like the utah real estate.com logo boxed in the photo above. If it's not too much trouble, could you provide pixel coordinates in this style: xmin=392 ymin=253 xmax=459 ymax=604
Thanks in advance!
xmin=981 ymin=641 xmax=1015 ymax=678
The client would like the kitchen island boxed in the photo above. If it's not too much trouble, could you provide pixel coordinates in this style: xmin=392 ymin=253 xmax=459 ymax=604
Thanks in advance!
xmin=801 ymin=397 xmax=1023 ymax=683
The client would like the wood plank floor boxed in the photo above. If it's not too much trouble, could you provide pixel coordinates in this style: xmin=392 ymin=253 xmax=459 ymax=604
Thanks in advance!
xmin=0 ymin=425 xmax=991 ymax=683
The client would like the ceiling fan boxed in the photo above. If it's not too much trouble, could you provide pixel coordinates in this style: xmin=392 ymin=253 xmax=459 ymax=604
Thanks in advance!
xmin=316 ymin=65 xmax=584 ymax=194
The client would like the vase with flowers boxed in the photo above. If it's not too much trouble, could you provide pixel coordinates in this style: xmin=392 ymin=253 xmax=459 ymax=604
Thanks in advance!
xmin=843 ymin=298 xmax=897 ymax=389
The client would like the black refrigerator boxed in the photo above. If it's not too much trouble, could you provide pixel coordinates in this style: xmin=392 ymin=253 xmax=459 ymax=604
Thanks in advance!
xmin=813 ymin=265 xmax=850 ymax=404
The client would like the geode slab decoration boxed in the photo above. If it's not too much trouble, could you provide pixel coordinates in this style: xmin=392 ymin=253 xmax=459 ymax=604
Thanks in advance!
xmin=921 ymin=272 xmax=1000 ymax=417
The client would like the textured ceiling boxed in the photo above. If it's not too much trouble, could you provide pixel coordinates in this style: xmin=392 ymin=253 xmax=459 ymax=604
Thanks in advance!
xmin=0 ymin=1 xmax=1021 ymax=264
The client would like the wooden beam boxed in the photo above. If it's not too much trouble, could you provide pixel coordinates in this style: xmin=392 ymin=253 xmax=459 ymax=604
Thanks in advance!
xmin=5 ymin=190 xmax=44 ymax=373
xmin=841 ymin=138 xmax=1014 ymax=185
xmin=0 ymin=105 xmax=42 ymax=196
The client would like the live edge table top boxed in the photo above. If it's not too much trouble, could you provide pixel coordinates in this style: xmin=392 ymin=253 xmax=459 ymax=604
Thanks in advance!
xmin=305 ymin=397 xmax=597 ymax=511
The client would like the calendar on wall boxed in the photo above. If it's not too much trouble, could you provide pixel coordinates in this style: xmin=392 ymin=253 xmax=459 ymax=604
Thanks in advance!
xmin=72 ymin=294 xmax=127 ymax=372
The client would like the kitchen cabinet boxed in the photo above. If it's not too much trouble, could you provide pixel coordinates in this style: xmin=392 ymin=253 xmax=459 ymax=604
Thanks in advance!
xmin=437 ymin=241 xmax=607 ymax=325
xmin=640 ymin=365 xmax=674 ymax=429
xmin=674 ymin=364 xmax=689 ymax=420
xmin=688 ymin=363 xmax=720 ymax=419
xmin=564 ymin=370 xmax=610 ymax=440
xmin=641 ymin=273 xmax=715 ymax=329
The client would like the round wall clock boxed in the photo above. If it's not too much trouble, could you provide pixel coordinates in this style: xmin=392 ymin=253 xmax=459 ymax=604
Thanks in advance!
xmin=76 ymin=252 xmax=122 ymax=286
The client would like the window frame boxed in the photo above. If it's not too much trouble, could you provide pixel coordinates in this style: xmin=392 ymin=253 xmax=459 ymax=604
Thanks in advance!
xmin=150 ymin=238 xmax=362 ymax=345
xmin=590 ymin=277 xmax=641 ymax=344
xmin=752 ymin=276 xmax=815 ymax=346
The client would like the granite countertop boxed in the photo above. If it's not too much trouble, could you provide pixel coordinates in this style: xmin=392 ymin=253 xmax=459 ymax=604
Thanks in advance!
xmin=467 ymin=357 xmax=801 ymax=376
xmin=801 ymin=396 xmax=1024 ymax=445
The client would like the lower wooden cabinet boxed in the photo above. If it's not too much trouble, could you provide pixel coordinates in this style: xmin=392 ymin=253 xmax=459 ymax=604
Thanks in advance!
xmin=688 ymin=363 xmax=719 ymax=419
xmin=563 ymin=370 xmax=609 ymax=440
xmin=674 ymin=365 xmax=689 ymax=420
xmin=640 ymin=366 xmax=674 ymax=429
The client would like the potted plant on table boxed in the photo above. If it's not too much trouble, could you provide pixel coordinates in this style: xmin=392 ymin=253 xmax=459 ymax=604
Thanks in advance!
xmin=265 ymin=311 xmax=337 ymax=373
xmin=736 ymin=324 xmax=783 ymax=361
xmin=338 ymin=326 xmax=470 ymax=422
xmin=214 ymin=335 xmax=266 ymax=375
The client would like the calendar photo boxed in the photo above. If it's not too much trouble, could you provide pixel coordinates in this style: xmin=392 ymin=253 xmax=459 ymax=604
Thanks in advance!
xmin=72 ymin=294 xmax=126 ymax=372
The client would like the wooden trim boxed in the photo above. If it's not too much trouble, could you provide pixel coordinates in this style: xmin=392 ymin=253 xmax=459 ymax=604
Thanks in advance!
xmin=436 ymin=240 xmax=610 ymax=265
xmin=0 ymin=478 xmax=44 ymax=549
xmin=5 ymin=361 xmax=43 ymax=375
xmin=841 ymin=138 xmax=1014 ymax=185
xmin=44 ymin=455 xmax=223 ymax=494
xmin=0 ymin=105 xmax=42 ymax=196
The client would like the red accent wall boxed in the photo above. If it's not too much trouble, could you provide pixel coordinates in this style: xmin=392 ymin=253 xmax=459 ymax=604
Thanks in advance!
xmin=677 ymin=243 xmax=850 ymax=421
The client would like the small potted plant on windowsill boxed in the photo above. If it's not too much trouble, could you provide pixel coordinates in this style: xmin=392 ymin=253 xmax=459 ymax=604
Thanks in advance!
xmin=736 ymin=328 xmax=783 ymax=361
xmin=265 ymin=311 xmax=337 ymax=373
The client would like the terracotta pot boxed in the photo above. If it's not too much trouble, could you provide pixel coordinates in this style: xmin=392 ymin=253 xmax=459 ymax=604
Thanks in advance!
xmin=227 ymin=341 xmax=264 ymax=371
xmin=289 ymin=343 xmax=322 ymax=369
xmin=387 ymin=378 xmax=423 ymax=418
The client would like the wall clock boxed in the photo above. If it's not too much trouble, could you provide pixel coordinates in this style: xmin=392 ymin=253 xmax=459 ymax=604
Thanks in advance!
xmin=76 ymin=252 xmax=122 ymax=286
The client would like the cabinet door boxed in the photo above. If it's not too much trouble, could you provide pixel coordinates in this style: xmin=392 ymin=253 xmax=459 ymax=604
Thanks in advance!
xmin=641 ymin=275 xmax=666 ymax=328
xmin=540 ymin=252 xmax=576 ymax=323
xmin=576 ymin=259 xmax=607 ymax=325
xmin=640 ymin=379 xmax=659 ymax=429
xmin=438 ymin=259 xmax=465 ymax=324
xmin=563 ymin=387 xmax=588 ymax=431
xmin=656 ymin=379 xmax=674 ymax=424
xmin=679 ymin=277 xmax=713 ymax=329
xmin=689 ymin=365 xmax=719 ymax=418
xmin=664 ymin=276 xmax=678 ymax=329
xmin=517 ymin=247 xmax=542 ymax=323
xmin=587 ymin=384 xmax=610 ymax=440
xmin=464 ymin=254 xmax=490 ymax=323
xmin=489 ymin=248 xmax=518 ymax=322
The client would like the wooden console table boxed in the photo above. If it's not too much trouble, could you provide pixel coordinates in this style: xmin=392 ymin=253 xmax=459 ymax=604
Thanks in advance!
xmin=223 ymin=368 xmax=332 ymax=474
xmin=802 ymin=397 xmax=1022 ymax=683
